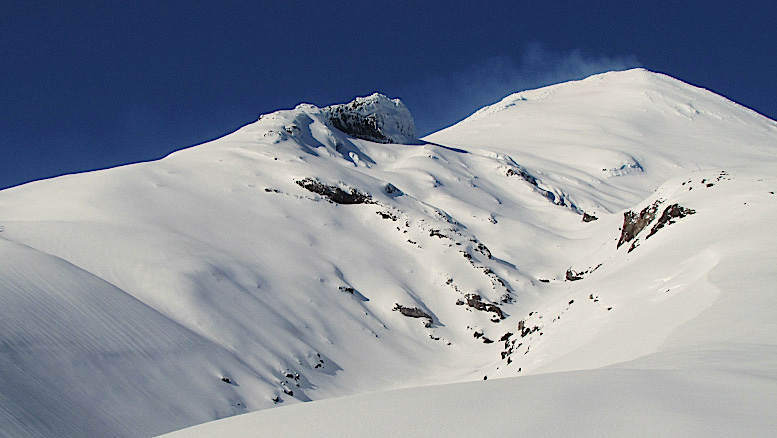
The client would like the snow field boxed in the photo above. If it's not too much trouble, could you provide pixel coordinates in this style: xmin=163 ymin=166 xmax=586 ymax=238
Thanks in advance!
xmin=0 ymin=69 xmax=775 ymax=436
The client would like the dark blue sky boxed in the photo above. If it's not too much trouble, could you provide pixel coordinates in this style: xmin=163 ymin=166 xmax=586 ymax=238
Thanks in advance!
xmin=2 ymin=1 xmax=776 ymax=189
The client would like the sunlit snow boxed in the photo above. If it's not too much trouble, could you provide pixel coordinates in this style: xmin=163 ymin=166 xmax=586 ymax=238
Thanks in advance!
xmin=1 ymin=69 xmax=776 ymax=437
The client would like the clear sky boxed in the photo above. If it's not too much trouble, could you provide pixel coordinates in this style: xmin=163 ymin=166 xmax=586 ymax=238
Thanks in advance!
xmin=2 ymin=1 xmax=776 ymax=189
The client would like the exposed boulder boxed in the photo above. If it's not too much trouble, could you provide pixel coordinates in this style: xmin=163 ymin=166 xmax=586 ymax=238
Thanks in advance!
xmin=565 ymin=269 xmax=584 ymax=281
xmin=383 ymin=183 xmax=402 ymax=195
xmin=376 ymin=211 xmax=398 ymax=221
xmin=565 ymin=264 xmax=601 ymax=281
xmin=324 ymin=93 xmax=417 ymax=144
xmin=519 ymin=322 xmax=540 ymax=338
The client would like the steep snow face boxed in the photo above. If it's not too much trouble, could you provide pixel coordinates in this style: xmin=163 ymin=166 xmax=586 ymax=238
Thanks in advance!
xmin=323 ymin=93 xmax=417 ymax=143
xmin=1 ymin=69 xmax=777 ymax=437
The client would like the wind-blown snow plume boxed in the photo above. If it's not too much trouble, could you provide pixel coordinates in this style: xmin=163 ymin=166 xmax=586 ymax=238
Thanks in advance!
xmin=404 ymin=43 xmax=639 ymax=134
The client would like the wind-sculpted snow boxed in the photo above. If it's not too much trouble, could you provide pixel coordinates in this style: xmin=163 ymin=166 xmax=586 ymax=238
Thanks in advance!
xmin=1 ymin=69 xmax=777 ymax=437
xmin=0 ymin=239 xmax=262 ymax=436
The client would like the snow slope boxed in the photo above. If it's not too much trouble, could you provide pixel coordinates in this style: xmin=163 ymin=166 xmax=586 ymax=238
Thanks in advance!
xmin=1 ymin=69 xmax=776 ymax=437
xmin=162 ymin=361 xmax=777 ymax=438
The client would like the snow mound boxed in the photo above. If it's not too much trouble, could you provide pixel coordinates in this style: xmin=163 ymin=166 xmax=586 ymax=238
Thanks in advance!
xmin=323 ymin=93 xmax=417 ymax=144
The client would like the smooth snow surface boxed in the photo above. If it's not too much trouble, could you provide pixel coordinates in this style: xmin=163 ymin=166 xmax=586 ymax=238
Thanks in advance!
xmin=162 ymin=359 xmax=777 ymax=438
xmin=1 ymin=69 xmax=776 ymax=437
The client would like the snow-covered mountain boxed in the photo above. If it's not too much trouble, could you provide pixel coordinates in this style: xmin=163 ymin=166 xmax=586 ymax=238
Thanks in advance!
xmin=1 ymin=68 xmax=776 ymax=437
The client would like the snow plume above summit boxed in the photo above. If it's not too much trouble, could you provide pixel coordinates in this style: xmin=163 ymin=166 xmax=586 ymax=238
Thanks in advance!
xmin=323 ymin=93 xmax=417 ymax=144
xmin=403 ymin=43 xmax=640 ymax=134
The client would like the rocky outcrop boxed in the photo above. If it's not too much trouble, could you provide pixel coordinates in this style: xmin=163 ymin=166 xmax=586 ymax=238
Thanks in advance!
xmin=296 ymin=178 xmax=373 ymax=204
xmin=617 ymin=200 xmax=696 ymax=251
xmin=393 ymin=304 xmax=433 ymax=327
xmin=505 ymin=166 xmax=539 ymax=186
xmin=324 ymin=93 xmax=417 ymax=144
xmin=565 ymin=264 xmax=601 ymax=281
xmin=505 ymin=165 xmax=581 ymax=213
xmin=565 ymin=269 xmax=584 ymax=281
xmin=646 ymin=204 xmax=696 ymax=239
xmin=617 ymin=200 xmax=662 ymax=248
xmin=456 ymin=294 xmax=505 ymax=320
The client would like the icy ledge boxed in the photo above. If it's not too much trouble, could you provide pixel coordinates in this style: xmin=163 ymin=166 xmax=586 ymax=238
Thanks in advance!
xmin=323 ymin=93 xmax=417 ymax=144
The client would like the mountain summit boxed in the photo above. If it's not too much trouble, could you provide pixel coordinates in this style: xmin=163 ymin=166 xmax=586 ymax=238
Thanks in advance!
xmin=1 ymin=69 xmax=776 ymax=437
xmin=323 ymin=92 xmax=417 ymax=144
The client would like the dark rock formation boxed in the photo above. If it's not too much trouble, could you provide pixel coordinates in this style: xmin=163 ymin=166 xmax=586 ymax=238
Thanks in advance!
xmin=520 ymin=325 xmax=540 ymax=338
xmin=646 ymin=204 xmax=696 ymax=239
xmin=338 ymin=286 xmax=355 ymax=294
xmin=582 ymin=212 xmax=598 ymax=222
xmin=617 ymin=200 xmax=662 ymax=248
xmin=329 ymin=111 xmax=387 ymax=143
xmin=456 ymin=294 xmax=505 ymax=320
xmin=376 ymin=211 xmax=398 ymax=221
xmin=383 ymin=183 xmax=402 ymax=195
xmin=473 ymin=241 xmax=492 ymax=259
xmin=617 ymin=200 xmax=695 ymax=251
xmin=565 ymin=269 xmax=584 ymax=281
xmin=506 ymin=167 xmax=539 ymax=186
xmin=429 ymin=229 xmax=448 ymax=239
xmin=506 ymin=165 xmax=581 ymax=212
xmin=295 ymin=178 xmax=372 ymax=204
xmin=565 ymin=264 xmax=601 ymax=281
xmin=323 ymin=93 xmax=417 ymax=144
xmin=393 ymin=303 xmax=433 ymax=327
